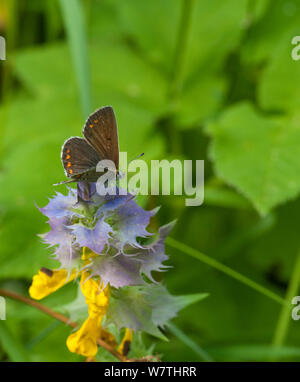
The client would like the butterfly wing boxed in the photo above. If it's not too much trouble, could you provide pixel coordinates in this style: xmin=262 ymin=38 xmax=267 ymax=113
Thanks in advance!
xmin=61 ymin=137 xmax=101 ymax=178
xmin=82 ymin=106 xmax=119 ymax=169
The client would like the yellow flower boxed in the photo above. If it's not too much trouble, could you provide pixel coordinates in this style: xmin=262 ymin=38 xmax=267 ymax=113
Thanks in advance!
xmin=29 ymin=249 xmax=129 ymax=359
xmin=66 ymin=316 xmax=102 ymax=357
xmin=80 ymin=271 xmax=109 ymax=319
xmin=118 ymin=328 xmax=133 ymax=356
xmin=29 ymin=268 xmax=76 ymax=300
xmin=66 ymin=270 xmax=111 ymax=357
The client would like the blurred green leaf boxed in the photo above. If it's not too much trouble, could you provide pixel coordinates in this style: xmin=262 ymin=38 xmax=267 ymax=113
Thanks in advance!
xmin=167 ymin=322 xmax=213 ymax=361
xmin=248 ymin=197 xmax=300 ymax=281
xmin=209 ymin=344 xmax=300 ymax=362
xmin=258 ymin=29 xmax=300 ymax=113
xmin=0 ymin=321 xmax=30 ymax=361
xmin=206 ymin=102 xmax=300 ymax=215
xmin=115 ymin=0 xmax=248 ymax=125
xmin=242 ymin=0 xmax=300 ymax=65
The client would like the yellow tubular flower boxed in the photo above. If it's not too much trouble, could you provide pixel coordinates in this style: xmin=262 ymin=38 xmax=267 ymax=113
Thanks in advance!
xmin=29 ymin=268 xmax=77 ymax=300
xmin=118 ymin=328 xmax=133 ymax=356
xmin=80 ymin=271 xmax=109 ymax=319
xmin=66 ymin=267 xmax=112 ymax=357
xmin=66 ymin=316 xmax=102 ymax=357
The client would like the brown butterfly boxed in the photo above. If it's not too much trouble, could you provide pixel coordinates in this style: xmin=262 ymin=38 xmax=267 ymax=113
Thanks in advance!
xmin=57 ymin=106 xmax=119 ymax=185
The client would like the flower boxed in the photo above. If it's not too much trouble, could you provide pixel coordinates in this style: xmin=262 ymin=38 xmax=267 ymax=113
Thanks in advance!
xmin=38 ymin=184 xmax=169 ymax=289
xmin=29 ymin=181 xmax=203 ymax=359
xmin=118 ymin=328 xmax=133 ymax=356
xmin=29 ymin=268 xmax=76 ymax=300
xmin=67 ymin=316 xmax=102 ymax=357
xmin=79 ymin=270 xmax=109 ymax=319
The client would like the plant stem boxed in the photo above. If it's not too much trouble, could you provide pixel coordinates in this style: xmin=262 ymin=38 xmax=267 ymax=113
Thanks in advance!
xmin=166 ymin=237 xmax=286 ymax=306
xmin=0 ymin=288 xmax=125 ymax=362
xmin=271 ymin=250 xmax=300 ymax=350
xmin=59 ymin=0 xmax=92 ymax=118
xmin=169 ymin=0 xmax=195 ymax=102
xmin=167 ymin=322 xmax=213 ymax=362
xmin=166 ymin=0 xmax=195 ymax=154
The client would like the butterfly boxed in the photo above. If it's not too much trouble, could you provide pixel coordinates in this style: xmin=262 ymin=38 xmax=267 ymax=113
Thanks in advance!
xmin=57 ymin=106 xmax=119 ymax=186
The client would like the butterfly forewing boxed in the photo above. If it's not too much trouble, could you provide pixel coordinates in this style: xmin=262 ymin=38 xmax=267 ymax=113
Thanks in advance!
xmin=62 ymin=137 xmax=101 ymax=178
xmin=83 ymin=106 xmax=119 ymax=169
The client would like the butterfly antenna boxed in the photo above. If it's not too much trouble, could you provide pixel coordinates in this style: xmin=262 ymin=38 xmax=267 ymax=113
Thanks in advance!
xmin=128 ymin=152 xmax=144 ymax=164
xmin=53 ymin=179 xmax=75 ymax=186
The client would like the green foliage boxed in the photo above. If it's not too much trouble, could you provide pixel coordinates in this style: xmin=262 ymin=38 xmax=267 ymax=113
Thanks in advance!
xmin=0 ymin=322 xmax=30 ymax=362
xmin=1 ymin=0 xmax=300 ymax=362
xmin=106 ymin=284 xmax=208 ymax=340
xmin=206 ymin=102 xmax=300 ymax=215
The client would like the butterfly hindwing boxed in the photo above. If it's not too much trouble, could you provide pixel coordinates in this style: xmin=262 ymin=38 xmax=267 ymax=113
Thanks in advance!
xmin=61 ymin=137 xmax=101 ymax=178
xmin=82 ymin=106 xmax=119 ymax=169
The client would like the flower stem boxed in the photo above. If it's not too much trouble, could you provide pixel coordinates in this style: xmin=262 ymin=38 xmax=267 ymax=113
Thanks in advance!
xmin=166 ymin=237 xmax=286 ymax=306
xmin=0 ymin=288 xmax=125 ymax=362
xmin=271 ymin=250 xmax=300 ymax=354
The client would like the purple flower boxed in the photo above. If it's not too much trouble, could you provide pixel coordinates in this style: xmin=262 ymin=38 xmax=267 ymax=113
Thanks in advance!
xmin=38 ymin=189 xmax=77 ymax=219
xmin=70 ymin=217 xmax=112 ymax=255
xmin=37 ymin=182 xmax=174 ymax=287
xmin=90 ymin=254 xmax=143 ymax=288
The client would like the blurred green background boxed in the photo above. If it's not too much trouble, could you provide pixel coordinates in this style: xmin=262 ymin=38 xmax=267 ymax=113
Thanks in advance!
xmin=1 ymin=0 xmax=300 ymax=362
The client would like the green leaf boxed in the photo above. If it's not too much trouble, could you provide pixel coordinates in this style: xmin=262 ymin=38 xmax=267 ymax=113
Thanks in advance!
xmin=258 ymin=28 xmax=300 ymax=113
xmin=115 ymin=0 xmax=247 ymax=126
xmin=241 ymin=0 xmax=299 ymax=65
xmin=62 ymin=284 xmax=88 ymax=324
xmin=167 ymin=322 xmax=213 ymax=361
xmin=106 ymin=284 xmax=207 ymax=340
xmin=248 ymin=197 xmax=300 ymax=281
xmin=116 ymin=0 xmax=247 ymax=76
xmin=206 ymin=102 xmax=300 ymax=215
xmin=0 ymin=321 xmax=30 ymax=361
